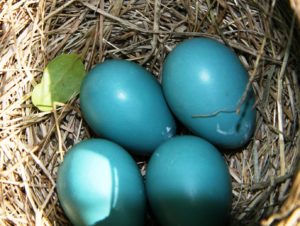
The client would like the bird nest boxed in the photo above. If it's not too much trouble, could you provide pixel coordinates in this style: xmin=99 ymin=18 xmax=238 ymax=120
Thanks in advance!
xmin=0 ymin=0 xmax=299 ymax=225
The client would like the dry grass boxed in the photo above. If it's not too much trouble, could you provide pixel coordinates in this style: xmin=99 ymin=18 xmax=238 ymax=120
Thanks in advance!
xmin=0 ymin=0 xmax=300 ymax=225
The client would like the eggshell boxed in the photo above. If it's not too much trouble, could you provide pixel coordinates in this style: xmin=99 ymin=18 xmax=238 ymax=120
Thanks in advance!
xmin=162 ymin=38 xmax=256 ymax=149
xmin=145 ymin=135 xmax=232 ymax=226
xmin=56 ymin=139 xmax=146 ymax=226
xmin=80 ymin=59 xmax=176 ymax=155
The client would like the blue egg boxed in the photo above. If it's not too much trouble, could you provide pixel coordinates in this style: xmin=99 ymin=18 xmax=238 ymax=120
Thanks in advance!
xmin=162 ymin=38 xmax=256 ymax=149
xmin=57 ymin=139 xmax=146 ymax=226
xmin=145 ymin=136 xmax=232 ymax=226
xmin=80 ymin=60 xmax=176 ymax=155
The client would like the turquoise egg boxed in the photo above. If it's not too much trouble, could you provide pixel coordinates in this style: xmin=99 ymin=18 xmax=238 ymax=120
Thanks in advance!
xmin=80 ymin=59 xmax=176 ymax=155
xmin=145 ymin=136 xmax=232 ymax=226
xmin=162 ymin=38 xmax=256 ymax=149
xmin=56 ymin=139 xmax=146 ymax=226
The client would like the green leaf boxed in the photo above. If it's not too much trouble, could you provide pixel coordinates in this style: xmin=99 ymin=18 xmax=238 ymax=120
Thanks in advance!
xmin=32 ymin=54 xmax=86 ymax=111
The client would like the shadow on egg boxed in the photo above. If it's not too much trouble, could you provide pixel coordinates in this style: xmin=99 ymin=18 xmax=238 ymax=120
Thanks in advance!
xmin=234 ymin=89 xmax=256 ymax=133
xmin=147 ymin=190 xmax=231 ymax=226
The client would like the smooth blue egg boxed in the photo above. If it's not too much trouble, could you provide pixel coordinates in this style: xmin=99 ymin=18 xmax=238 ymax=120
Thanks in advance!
xmin=57 ymin=139 xmax=146 ymax=226
xmin=145 ymin=135 xmax=232 ymax=226
xmin=162 ymin=38 xmax=256 ymax=149
xmin=80 ymin=59 xmax=176 ymax=155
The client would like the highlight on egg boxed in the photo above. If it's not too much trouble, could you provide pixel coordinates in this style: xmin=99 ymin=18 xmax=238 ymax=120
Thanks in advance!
xmin=80 ymin=59 xmax=176 ymax=155
xmin=162 ymin=37 xmax=256 ymax=149
xmin=56 ymin=139 xmax=146 ymax=226
xmin=145 ymin=135 xmax=232 ymax=226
